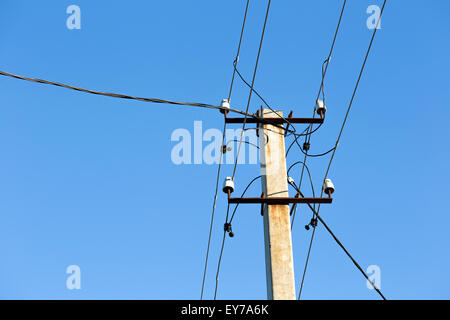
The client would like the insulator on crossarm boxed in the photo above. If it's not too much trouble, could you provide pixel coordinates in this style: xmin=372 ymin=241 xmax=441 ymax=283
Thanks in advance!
xmin=315 ymin=99 xmax=327 ymax=118
xmin=322 ymin=178 xmax=335 ymax=196
xmin=287 ymin=176 xmax=295 ymax=186
xmin=223 ymin=177 xmax=235 ymax=194
xmin=220 ymin=98 xmax=230 ymax=114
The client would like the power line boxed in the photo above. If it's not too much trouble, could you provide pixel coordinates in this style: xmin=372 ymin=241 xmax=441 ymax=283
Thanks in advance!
xmin=314 ymin=209 xmax=387 ymax=300
xmin=297 ymin=0 xmax=387 ymax=299
xmin=228 ymin=0 xmax=251 ymax=102
xmin=290 ymin=186 xmax=387 ymax=300
xmin=214 ymin=203 xmax=231 ymax=300
xmin=0 ymin=68 xmax=304 ymax=137
xmin=200 ymin=123 xmax=227 ymax=300
xmin=201 ymin=0 xmax=251 ymax=300
xmin=323 ymin=0 xmax=386 ymax=180
xmin=293 ymin=136 xmax=336 ymax=158
xmin=305 ymin=0 xmax=348 ymax=140
xmin=0 ymin=69 xmax=251 ymax=117
xmin=287 ymin=161 xmax=316 ymax=228
xmin=214 ymin=1 xmax=273 ymax=298
xmin=226 ymin=139 xmax=259 ymax=150
xmin=233 ymin=64 xmax=297 ymax=137
xmin=0 ymin=0 xmax=389 ymax=302
xmin=285 ymin=122 xmax=324 ymax=157
xmin=287 ymin=162 xmax=316 ymax=229
xmin=298 ymin=225 xmax=316 ymax=299
xmin=232 ymin=0 xmax=272 ymax=180
xmin=291 ymin=0 xmax=347 ymax=233
xmin=229 ymin=175 xmax=262 ymax=223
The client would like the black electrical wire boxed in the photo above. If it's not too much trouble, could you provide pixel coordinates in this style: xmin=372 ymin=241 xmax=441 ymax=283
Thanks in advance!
xmin=241 ymin=127 xmax=269 ymax=144
xmin=201 ymin=0 xmax=251 ymax=300
xmin=226 ymin=139 xmax=260 ymax=150
xmin=0 ymin=67 xmax=305 ymax=138
xmin=0 ymin=69 xmax=254 ymax=118
xmin=287 ymin=163 xmax=315 ymax=204
xmin=293 ymin=0 xmax=348 ymax=211
xmin=298 ymin=226 xmax=316 ymax=299
xmin=323 ymin=0 xmax=387 ymax=181
xmin=200 ymin=122 xmax=227 ymax=300
xmin=233 ymin=65 xmax=296 ymax=137
xmin=290 ymin=186 xmax=387 ymax=300
xmin=214 ymin=203 xmax=231 ymax=300
xmin=285 ymin=123 xmax=325 ymax=157
xmin=227 ymin=0 xmax=251 ymax=102
xmin=295 ymin=138 xmax=336 ymax=158
xmin=303 ymin=0 xmax=348 ymax=143
xmin=286 ymin=128 xmax=336 ymax=159
xmin=297 ymin=0 xmax=387 ymax=299
xmin=314 ymin=210 xmax=387 ymax=300
xmin=232 ymin=0 xmax=272 ymax=180
xmin=287 ymin=165 xmax=316 ymax=229
xmin=229 ymin=175 xmax=262 ymax=223
xmin=320 ymin=59 xmax=328 ymax=103
xmin=293 ymin=0 xmax=347 ymax=294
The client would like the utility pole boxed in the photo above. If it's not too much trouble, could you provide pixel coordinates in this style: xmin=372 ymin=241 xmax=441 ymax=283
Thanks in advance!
xmin=225 ymin=108 xmax=331 ymax=300
xmin=259 ymin=109 xmax=296 ymax=300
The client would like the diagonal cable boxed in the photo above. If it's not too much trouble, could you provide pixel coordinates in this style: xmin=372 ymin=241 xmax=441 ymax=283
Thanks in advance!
xmin=297 ymin=0 xmax=387 ymax=299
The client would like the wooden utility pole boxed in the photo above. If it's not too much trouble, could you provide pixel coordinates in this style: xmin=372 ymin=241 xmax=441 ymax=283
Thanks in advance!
xmin=259 ymin=109 xmax=296 ymax=300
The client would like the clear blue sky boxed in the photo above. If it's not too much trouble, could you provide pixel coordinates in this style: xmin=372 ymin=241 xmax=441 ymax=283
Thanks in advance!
xmin=0 ymin=0 xmax=449 ymax=300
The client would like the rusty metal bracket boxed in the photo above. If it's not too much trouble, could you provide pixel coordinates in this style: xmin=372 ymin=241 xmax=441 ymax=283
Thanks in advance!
xmin=288 ymin=193 xmax=300 ymax=216
xmin=284 ymin=110 xmax=294 ymax=136
xmin=260 ymin=192 xmax=265 ymax=216
xmin=225 ymin=117 xmax=324 ymax=125
xmin=228 ymin=192 xmax=332 ymax=205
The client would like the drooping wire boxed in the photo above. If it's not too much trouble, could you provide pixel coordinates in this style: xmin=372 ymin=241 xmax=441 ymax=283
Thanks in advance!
xmin=298 ymin=144 xmax=335 ymax=158
xmin=297 ymin=0 xmax=387 ymax=299
xmin=289 ymin=133 xmax=336 ymax=158
xmin=0 ymin=67 xmax=305 ymax=136
xmin=285 ymin=123 xmax=325 ymax=157
xmin=200 ymin=0 xmax=251 ymax=300
xmin=287 ymin=162 xmax=316 ymax=228
xmin=233 ymin=64 xmax=296 ymax=137
xmin=229 ymin=175 xmax=262 ymax=223
xmin=226 ymin=139 xmax=260 ymax=151
xmin=0 ymin=69 xmax=253 ymax=118
xmin=287 ymin=162 xmax=315 ymax=193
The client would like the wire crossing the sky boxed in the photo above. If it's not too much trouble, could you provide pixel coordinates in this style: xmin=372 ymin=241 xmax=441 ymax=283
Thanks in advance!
xmin=0 ymin=69 xmax=252 ymax=117
xmin=291 ymin=0 xmax=347 ymax=229
xmin=200 ymin=0 xmax=251 ymax=300
xmin=297 ymin=0 xmax=387 ymax=300
xmin=0 ymin=0 xmax=389 ymax=300
xmin=231 ymin=0 xmax=272 ymax=180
